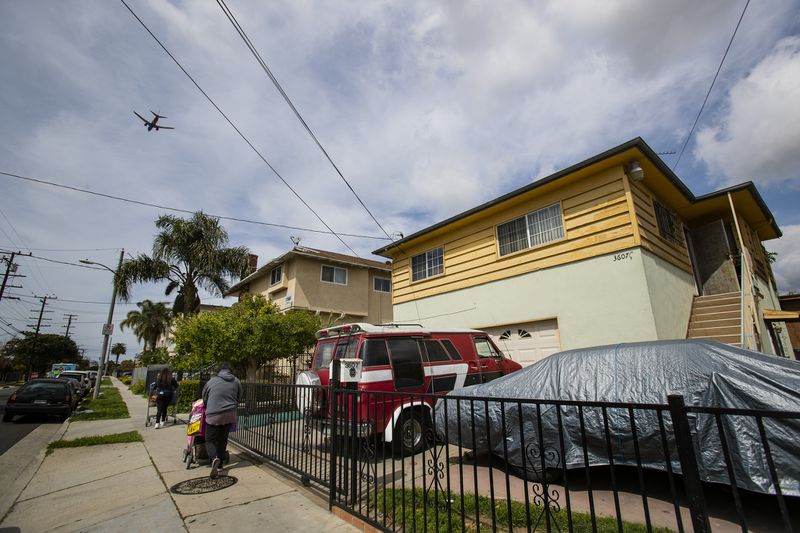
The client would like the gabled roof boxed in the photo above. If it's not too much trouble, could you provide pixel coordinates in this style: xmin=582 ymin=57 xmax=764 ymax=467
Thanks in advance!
xmin=373 ymin=137 xmax=781 ymax=257
xmin=225 ymin=246 xmax=390 ymax=296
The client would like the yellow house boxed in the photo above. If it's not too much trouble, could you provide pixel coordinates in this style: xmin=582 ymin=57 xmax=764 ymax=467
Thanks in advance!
xmin=373 ymin=138 xmax=793 ymax=365
xmin=225 ymin=246 xmax=393 ymax=325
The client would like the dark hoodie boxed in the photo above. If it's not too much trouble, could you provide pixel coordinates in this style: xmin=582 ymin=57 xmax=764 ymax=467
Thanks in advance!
xmin=202 ymin=369 xmax=243 ymax=417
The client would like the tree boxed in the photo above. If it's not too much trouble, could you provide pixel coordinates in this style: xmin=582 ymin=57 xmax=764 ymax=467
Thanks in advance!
xmin=111 ymin=342 xmax=127 ymax=369
xmin=136 ymin=347 xmax=171 ymax=367
xmin=172 ymin=294 xmax=320 ymax=380
xmin=119 ymin=359 xmax=135 ymax=373
xmin=120 ymin=300 xmax=172 ymax=352
xmin=1 ymin=332 xmax=81 ymax=375
xmin=114 ymin=212 xmax=251 ymax=318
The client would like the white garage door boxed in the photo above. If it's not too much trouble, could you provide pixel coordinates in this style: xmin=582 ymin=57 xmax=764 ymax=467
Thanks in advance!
xmin=486 ymin=319 xmax=560 ymax=367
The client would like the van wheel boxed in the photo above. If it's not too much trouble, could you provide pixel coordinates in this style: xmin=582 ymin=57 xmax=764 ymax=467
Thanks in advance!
xmin=392 ymin=409 xmax=430 ymax=457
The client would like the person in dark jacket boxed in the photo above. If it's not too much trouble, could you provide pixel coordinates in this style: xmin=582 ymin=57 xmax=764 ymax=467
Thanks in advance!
xmin=202 ymin=362 xmax=243 ymax=478
xmin=153 ymin=368 xmax=178 ymax=429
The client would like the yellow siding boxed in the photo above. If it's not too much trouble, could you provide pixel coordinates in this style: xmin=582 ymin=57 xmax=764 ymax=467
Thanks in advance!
xmin=392 ymin=168 xmax=638 ymax=304
xmin=737 ymin=215 xmax=770 ymax=281
xmin=629 ymin=180 xmax=692 ymax=273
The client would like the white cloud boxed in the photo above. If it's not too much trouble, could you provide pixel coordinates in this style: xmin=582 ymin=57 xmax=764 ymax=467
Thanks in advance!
xmin=767 ymin=225 xmax=800 ymax=294
xmin=695 ymin=37 xmax=800 ymax=188
xmin=1 ymin=0 xmax=799 ymax=351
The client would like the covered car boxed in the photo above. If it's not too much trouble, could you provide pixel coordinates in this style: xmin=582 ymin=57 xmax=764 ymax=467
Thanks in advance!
xmin=433 ymin=340 xmax=800 ymax=496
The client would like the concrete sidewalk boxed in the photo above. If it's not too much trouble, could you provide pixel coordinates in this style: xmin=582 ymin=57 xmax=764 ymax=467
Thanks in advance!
xmin=0 ymin=378 xmax=357 ymax=532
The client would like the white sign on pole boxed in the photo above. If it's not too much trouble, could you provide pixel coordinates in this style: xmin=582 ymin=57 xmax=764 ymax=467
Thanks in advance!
xmin=102 ymin=323 xmax=113 ymax=336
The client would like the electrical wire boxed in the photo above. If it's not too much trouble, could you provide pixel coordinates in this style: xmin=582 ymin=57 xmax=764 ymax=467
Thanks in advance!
xmin=216 ymin=0 xmax=393 ymax=241
xmin=673 ymin=0 xmax=751 ymax=170
xmin=118 ymin=0 xmax=361 ymax=257
xmin=0 ymin=249 xmax=107 ymax=271
xmin=0 ymin=245 xmax=120 ymax=252
xmin=0 ymin=171 xmax=388 ymax=241
xmin=0 ymin=206 xmax=56 ymax=295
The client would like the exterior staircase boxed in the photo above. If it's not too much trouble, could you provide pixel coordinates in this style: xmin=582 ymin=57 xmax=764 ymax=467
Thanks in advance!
xmin=686 ymin=292 xmax=742 ymax=347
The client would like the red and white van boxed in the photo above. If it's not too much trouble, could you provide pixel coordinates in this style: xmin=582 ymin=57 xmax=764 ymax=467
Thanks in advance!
xmin=296 ymin=323 xmax=522 ymax=455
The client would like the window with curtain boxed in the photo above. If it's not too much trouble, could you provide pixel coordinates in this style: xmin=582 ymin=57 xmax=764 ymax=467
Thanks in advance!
xmin=497 ymin=203 xmax=564 ymax=257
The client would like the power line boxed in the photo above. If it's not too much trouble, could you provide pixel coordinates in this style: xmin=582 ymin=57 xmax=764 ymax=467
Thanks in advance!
xmin=216 ymin=0 xmax=392 ymax=241
xmin=673 ymin=0 xmax=751 ymax=170
xmin=0 ymin=207 xmax=55 ymax=295
xmin=4 ymin=292 xmax=139 ymax=305
xmin=0 ymin=171 xmax=388 ymax=241
xmin=0 ymin=244 xmax=121 ymax=252
xmin=118 ymin=0 xmax=361 ymax=257
xmin=0 ymin=248 xmax=107 ymax=271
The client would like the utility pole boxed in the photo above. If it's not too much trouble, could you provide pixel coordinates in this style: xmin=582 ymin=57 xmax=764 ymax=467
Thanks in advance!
xmin=26 ymin=295 xmax=56 ymax=380
xmin=62 ymin=314 xmax=78 ymax=338
xmin=0 ymin=251 xmax=30 ymax=302
xmin=90 ymin=248 xmax=124 ymax=399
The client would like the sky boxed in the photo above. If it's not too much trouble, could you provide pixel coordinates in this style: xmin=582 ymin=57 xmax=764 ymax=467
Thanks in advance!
xmin=1 ymin=0 xmax=799 ymax=359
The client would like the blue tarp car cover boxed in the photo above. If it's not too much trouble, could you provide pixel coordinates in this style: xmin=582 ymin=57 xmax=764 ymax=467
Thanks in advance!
xmin=433 ymin=340 xmax=800 ymax=496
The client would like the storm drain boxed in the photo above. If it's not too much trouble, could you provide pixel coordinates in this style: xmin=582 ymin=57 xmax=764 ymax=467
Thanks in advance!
xmin=170 ymin=476 xmax=238 ymax=494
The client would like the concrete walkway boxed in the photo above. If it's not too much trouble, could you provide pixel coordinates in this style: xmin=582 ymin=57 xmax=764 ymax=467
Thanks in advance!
xmin=0 ymin=378 xmax=357 ymax=533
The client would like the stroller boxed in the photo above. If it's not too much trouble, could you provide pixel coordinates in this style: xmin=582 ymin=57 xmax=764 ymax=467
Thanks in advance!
xmin=182 ymin=399 xmax=208 ymax=468
xmin=182 ymin=398 xmax=230 ymax=469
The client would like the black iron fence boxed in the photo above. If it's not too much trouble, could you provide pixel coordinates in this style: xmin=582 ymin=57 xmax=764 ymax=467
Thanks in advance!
xmin=231 ymin=382 xmax=799 ymax=532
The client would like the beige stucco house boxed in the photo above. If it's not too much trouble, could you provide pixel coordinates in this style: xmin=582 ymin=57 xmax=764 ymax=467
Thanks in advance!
xmin=225 ymin=246 xmax=393 ymax=325
xmin=373 ymin=138 xmax=794 ymax=366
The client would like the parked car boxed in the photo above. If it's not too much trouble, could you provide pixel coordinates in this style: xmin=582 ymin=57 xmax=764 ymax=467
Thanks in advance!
xmin=59 ymin=372 xmax=91 ymax=398
xmin=434 ymin=339 xmax=800 ymax=496
xmin=296 ymin=322 xmax=522 ymax=455
xmin=3 ymin=378 xmax=78 ymax=422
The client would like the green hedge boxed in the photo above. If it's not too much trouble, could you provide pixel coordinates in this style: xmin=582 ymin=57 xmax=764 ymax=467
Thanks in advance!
xmin=130 ymin=380 xmax=145 ymax=395
xmin=118 ymin=376 xmax=132 ymax=385
xmin=176 ymin=380 xmax=201 ymax=412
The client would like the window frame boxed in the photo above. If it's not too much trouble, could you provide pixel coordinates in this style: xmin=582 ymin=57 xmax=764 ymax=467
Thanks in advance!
xmin=373 ymin=276 xmax=392 ymax=293
xmin=269 ymin=265 xmax=282 ymax=286
xmin=410 ymin=246 xmax=445 ymax=283
xmin=652 ymin=200 xmax=684 ymax=247
xmin=495 ymin=202 xmax=566 ymax=258
xmin=320 ymin=264 xmax=348 ymax=286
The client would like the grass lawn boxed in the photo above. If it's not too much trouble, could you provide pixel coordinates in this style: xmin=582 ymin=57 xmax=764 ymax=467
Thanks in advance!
xmin=47 ymin=430 xmax=142 ymax=454
xmin=375 ymin=488 xmax=674 ymax=533
xmin=71 ymin=384 xmax=130 ymax=421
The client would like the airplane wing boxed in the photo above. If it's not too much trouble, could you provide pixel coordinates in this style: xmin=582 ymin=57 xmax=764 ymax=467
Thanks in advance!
xmin=157 ymin=125 xmax=175 ymax=130
xmin=133 ymin=111 xmax=150 ymax=124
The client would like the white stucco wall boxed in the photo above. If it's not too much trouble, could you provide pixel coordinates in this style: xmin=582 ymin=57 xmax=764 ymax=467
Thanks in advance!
xmin=640 ymin=250 xmax=697 ymax=340
xmin=394 ymin=248 xmax=665 ymax=350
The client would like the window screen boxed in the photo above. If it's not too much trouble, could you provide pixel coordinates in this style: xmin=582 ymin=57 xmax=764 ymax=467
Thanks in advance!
xmin=411 ymin=247 xmax=444 ymax=282
xmin=388 ymin=338 xmax=424 ymax=389
xmin=270 ymin=265 xmax=282 ymax=285
xmin=423 ymin=340 xmax=450 ymax=362
xmin=497 ymin=217 xmax=528 ymax=256
xmin=653 ymin=201 xmax=684 ymax=246
xmin=360 ymin=339 xmax=390 ymax=367
xmin=373 ymin=277 xmax=391 ymax=293
xmin=497 ymin=204 xmax=564 ymax=256
xmin=321 ymin=265 xmax=347 ymax=285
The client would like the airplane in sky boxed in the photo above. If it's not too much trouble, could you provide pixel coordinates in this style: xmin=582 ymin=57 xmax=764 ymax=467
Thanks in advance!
xmin=133 ymin=111 xmax=174 ymax=131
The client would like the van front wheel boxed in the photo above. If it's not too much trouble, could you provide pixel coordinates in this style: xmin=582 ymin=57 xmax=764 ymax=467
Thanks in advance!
xmin=392 ymin=410 xmax=428 ymax=456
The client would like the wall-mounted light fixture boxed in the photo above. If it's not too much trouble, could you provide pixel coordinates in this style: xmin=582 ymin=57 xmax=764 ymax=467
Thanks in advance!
xmin=625 ymin=160 xmax=645 ymax=182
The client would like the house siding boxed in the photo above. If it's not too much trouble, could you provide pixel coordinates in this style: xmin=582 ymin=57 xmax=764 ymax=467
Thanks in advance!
xmin=392 ymin=167 xmax=638 ymax=305
xmin=393 ymin=248 xmax=659 ymax=350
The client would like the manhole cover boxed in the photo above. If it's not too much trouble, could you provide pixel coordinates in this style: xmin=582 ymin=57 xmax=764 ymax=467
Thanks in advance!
xmin=170 ymin=476 xmax=238 ymax=494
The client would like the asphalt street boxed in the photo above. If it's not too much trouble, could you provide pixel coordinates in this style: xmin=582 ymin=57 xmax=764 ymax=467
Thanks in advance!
xmin=0 ymin=386 xmax=61 ymax=455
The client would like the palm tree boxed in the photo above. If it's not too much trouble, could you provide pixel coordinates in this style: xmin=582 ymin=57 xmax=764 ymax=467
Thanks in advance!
xmin=120 ymin=300 xmax=172 ymax=351
xmin=114 ymin=212 xmax=250 ymax=317
xmin=111 ymin=342 xmax=127 ymax=369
